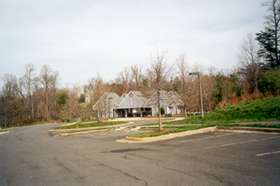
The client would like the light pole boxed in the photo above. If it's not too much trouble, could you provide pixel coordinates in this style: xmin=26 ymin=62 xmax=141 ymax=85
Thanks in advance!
xmin=189 ymin=72 xmax=204 ymax=118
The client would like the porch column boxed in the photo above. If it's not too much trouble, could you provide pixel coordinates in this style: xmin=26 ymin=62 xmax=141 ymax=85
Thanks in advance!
xmin=125 ymin=109 xmax=128 ymax=118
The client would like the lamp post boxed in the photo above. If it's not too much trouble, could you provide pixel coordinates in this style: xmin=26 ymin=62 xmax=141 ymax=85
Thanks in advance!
xmin=189 ymin=72 xmax=204 ymax=118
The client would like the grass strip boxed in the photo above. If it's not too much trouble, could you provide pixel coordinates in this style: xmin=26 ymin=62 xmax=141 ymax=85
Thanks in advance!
xmin=0 ymin=129 xmax=8 ymax=133
xmin=56 ymin=121 xmax=127 ymax=129
xmin=130 ymin=121 xmax=280 ymax=138
xmin=130 ymin=124 xmax=212 ymax=138
xmin=167 ymin=96 xmax=280 ymax=125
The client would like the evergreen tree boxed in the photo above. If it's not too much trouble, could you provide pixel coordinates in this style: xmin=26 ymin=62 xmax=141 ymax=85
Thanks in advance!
xmin=212 ymin=74 xmax=225 ymax=104
xmin=256 ymin=0 xmax=280 ymax=68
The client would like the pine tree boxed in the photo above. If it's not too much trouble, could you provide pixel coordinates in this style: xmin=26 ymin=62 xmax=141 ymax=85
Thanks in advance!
xmin=256 ymin=0 xmax=280 ymax=68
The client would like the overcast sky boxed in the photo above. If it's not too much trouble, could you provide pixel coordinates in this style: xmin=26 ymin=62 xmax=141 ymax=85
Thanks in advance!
xmin=0 ymin=0 xmax=266 ymax=86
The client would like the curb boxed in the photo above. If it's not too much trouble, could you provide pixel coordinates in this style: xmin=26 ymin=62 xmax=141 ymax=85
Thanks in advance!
xmin=0 ymin=131 xmax=9 ymax=135
xmin=57 ymin=129 xmax=109 ymax=136
xmin=117 ymin=126 xmax=280 ymax=144
xmin=117 ymin=127 xmax=217 ymax=143
xmin=49 ymin=122 xmax=133 ymax=134
xmin=49 ymin=128 xmax=109 ymax=136
xmin=217 ymin=126 xmax=280 ymax=133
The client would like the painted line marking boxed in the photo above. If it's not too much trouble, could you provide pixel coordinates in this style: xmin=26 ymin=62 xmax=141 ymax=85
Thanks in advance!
xmin=256 ymin=150 xmax=280 ymax=157
xmin=206 ymin=135 xmax=280 ymax=149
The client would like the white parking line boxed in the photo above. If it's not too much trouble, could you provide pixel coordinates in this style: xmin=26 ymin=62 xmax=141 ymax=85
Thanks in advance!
xmin=206 ymin=135 xmax=280 ymax=149
xmin=256 ymin=150 xmax=280 ymax=157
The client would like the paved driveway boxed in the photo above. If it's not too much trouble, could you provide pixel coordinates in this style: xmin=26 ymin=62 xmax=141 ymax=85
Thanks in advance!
xmin=0 ymin=124 xmax=280 ymax=186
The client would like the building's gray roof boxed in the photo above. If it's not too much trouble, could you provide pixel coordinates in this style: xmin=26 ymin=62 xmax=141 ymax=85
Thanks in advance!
xmin=167 ymin=91 xmax=184 ymax=105
xmin=93 ymin=90 xmax=183 ymax=111
xmin=92 ymin=92 xmax=121 ymax=110
xmin=116 ymin=91 xmax=147 ymax=109
xmin=144 ymin=90 xmax=183 ymax=107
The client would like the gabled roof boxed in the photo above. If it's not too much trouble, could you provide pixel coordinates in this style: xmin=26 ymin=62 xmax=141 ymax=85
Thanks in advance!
xmin=144 ymin=90 xmax=183 ymax=107
xmin=167 ymin=91 xmax=184 ymax=105
xmin=93 ymin=90 xmax=183 ymax=111
xmin=92 ymin=92 xmax=120 ymax=110
xmin=116 ymin=91 xmax=147 ymax=109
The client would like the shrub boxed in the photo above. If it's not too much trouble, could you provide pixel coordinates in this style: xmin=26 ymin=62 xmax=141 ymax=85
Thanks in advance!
xmin=207 ymin=96 xmax=280 ymax=120
xmin=258 ymin=70 xmax=280 ymax=96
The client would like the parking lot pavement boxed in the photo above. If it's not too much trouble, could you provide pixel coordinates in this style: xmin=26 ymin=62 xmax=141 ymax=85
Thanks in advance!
xmin=0 ymin=124 xmax=279 ymax=186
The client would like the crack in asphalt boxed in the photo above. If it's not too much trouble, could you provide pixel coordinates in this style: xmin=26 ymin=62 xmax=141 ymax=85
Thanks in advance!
xmin=97 ymin=162 xmax=148 ymax=186
xmin=127 ymin=151 xmax=234 ymax=185
xmin=109 ymin=148 xmax=152 ymax=153
xmin=200 ymin=170 xmax=234 ymax=185
xmin=55 ymin=160 xmax=73 ymax=174
xmin=127 ymin=152 xmax=199 ymax=178
xmin=75 ymin=150 xmax=149 ymax=185
xmin=127 ymin=152 xmax=162 ymax=162
xmin=126 ymin=150 xmax=243 ymax=185
xmin=54 ymin=158 xmax=85 ymax=182
xmin=161 ymin=166 xmax=198 ymax=178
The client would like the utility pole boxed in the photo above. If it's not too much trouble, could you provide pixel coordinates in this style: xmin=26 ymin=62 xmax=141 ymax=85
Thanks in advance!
xmin=189 ymin=72 xmax=204 ymax=118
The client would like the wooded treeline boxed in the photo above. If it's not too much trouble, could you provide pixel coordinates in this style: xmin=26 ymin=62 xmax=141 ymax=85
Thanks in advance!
xmin=1 ymin=0 xmax=280 ymax=128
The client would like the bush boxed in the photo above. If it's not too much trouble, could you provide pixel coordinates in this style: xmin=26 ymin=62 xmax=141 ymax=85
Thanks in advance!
xmin=79 ymin=94 xmax=86 ymax=103
xmin=207 ymin=96 xmax=280 ymax=121
xmin=160 ymin=107 xmax=165 ymax=115
xmin=258 ymin=70 xmax=280 ymax=96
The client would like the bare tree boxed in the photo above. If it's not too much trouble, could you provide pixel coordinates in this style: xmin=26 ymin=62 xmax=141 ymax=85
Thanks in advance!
xmin=149 ymin=53 xmax=170 ymax=131
xmin=130 ymin=64 xmax=142 ymax=89
xmin=115 ymin=67 xmax=130 ymax=93
xmin=177 ymin=55 xmax=188 ymax=118
xmin=86 ymin=77 xmax=105 ymax=121
xmin=0 ymin=74 xmax=21 ymax=127
xmin=239 ymin=34 xmax=261 ymax=94
xmin=19 ymin=64 xmax=36 ymax=120
xmin=87 ymin=77 xmax=104 ymax=104
xmin=39 ymin=65 xmax=58 ymax=121
xmin=63 ymin=87 xmax=82 ymax=121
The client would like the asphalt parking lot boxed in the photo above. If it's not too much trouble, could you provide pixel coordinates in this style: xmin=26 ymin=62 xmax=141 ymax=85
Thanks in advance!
xmin=0 ymin=124 xmax=280 ymax=186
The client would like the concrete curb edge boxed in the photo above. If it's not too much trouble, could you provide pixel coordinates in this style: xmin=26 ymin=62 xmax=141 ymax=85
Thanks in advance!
xmin=0 ymin=131 xmax=9 ymax=135
xmin=117 ymin=127 xmax=217 ymax=143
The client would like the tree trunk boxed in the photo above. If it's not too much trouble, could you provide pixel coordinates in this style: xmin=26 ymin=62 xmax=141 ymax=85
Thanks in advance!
xmin=157 ymin=89 xmax=163 ymax=131
xmin=184 ymin=105 xmax=187 ymax=119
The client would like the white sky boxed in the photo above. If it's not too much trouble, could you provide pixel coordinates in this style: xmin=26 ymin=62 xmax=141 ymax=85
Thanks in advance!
xmin=0 ymin=0 xmax=266 ymax=86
